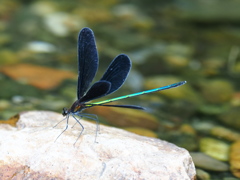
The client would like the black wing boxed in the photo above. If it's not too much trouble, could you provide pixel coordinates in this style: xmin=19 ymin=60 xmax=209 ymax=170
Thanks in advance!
xmin=100 ymin=54 xmax=131 ymax=95
xmin=79 ymin=80 xmax=111 ymax=102
xmin=77 ymin=27 xmax=98 ymax=99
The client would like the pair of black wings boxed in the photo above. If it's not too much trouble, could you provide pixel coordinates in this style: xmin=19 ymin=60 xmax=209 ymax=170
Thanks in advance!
xmin=77 ymin=28 xmax=131 ymax=103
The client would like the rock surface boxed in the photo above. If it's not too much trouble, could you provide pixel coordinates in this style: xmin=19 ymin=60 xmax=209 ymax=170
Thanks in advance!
xmin=0 ymin=111 xmax=196 ymax=180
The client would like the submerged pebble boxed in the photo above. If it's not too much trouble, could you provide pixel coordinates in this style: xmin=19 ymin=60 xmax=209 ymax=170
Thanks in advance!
xmin=190 ymin=152 xmax=229 ymax=171
xmin=218 ymin=107 xmax=240 ymax=130
xmin=198 ymin=79 xmax=234 ymax=104
xmin=200 ymin=137 xmax=230 ymax=161
xmin=195 ymin=168 xmax=211 ymax=180
xmin=211 ymin=126 xmax=240 ymax=142
xmin=43 ymin=12 xmax=84 ymax=37
xmin=230 ymin=141 xmax=240 ymax=178
xmin=144 ymin=76 xmax=201 ymax=104
xmin=26 ymin=41 xmax=56 ymax=53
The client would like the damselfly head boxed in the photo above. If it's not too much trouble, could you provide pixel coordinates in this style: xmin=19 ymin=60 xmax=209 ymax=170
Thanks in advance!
xmin=62 ymin=107 xmax=68 ymax=116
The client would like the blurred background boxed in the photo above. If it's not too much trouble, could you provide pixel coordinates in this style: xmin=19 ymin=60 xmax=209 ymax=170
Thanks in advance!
xmin=0 ymin=0 xmax=240 ymax=179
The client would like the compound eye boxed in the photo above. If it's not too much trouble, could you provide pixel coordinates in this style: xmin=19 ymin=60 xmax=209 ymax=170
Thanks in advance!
xmin=62 ymin=107 xmax=68 ymax=116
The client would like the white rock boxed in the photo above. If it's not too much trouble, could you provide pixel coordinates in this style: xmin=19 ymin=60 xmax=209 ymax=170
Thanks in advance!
xmin=0 ymin=111 xmax=196 ymax=180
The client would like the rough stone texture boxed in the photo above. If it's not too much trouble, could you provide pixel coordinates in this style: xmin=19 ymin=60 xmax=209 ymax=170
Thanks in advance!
xmin=0 ymin=111 xmax=196 ymax=180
